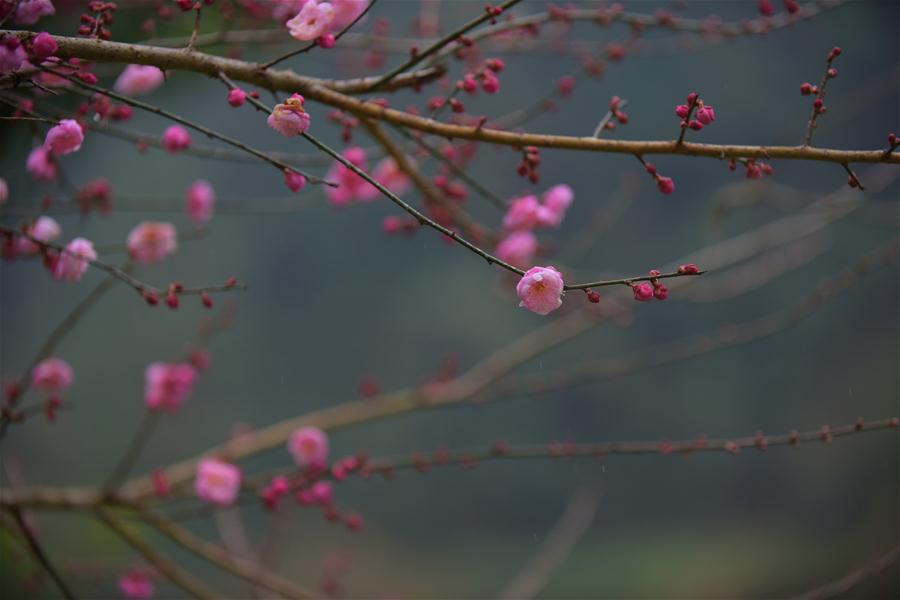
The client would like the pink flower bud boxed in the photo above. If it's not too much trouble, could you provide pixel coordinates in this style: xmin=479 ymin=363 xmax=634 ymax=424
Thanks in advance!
xmin=632 ymin=282 xmax=654 ymax=302
xmin=284 ymin=169 xmax=307 ymax=192
xmin=186 ymin=180 xmax=215 ymax=224
xmin=695 ymin=105 xmax=715 ymax=125
xmin=30 ymin=32 xmax=58 ymax=60
xmin=227 ymin=88 xmax=246 ymax=107
xmin=481 ymin=71 xmax=500 ymax=94
xmin=656 ymin=176 xmax=675 ymax=195
xmin=161 ymin=125 xmax=191 ymax=153
xmin=31 ymin=358 xmax=74 ymax=393
xmin=318 ymin=33 xmax=336 ymax=48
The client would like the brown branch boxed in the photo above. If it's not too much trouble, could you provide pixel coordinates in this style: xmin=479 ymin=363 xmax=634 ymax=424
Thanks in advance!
xmin=9 ymin=507 xmax=77 ymax=599
xmin=1 ymin=31 xmax=895 ymax=167
xmin=789 ymin=542 xmax=900 ymax=600
xmin=498 ymin=488 xmax=600 ymax=600
xmin=95 ymin=507 xmax=220 ymax=600
xmin=136 ymin=509 xmax=315 ymax=600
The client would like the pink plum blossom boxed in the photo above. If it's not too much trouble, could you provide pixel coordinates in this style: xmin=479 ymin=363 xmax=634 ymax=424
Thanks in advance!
xmin=227 ymin=88 xmax=246 ymax=107
xmin=118 ymin=569 xmax=155 ymax=599
xmin=30 ymin=32 xmax=58 ymax=60
xmin=632 ymin=282 xmax=654 ymax=302
xmin=502 ymin=195 xmax=542 ymax=230
xmin=287 ymin=1 xmax=335 ymax=41
xmin=185 ymin=180 xmax=215 ymax=224
xmin=540 ymin=184 xmax=574 ymax=226
xmin=161 ymin=125 xmax=191 ymax=153
xmin=0 ymin=37 xmax=27 ymax=75
xmin=516 ymin=266 xmax=565 ymax=315
xmin=195 ymin=458 xmax=242 ymax=506
xmin=26 ymin=146 xmax=57 ymax=181
xmin=14 ymin=0 xmax=55 ymax=25
xmin=52 ymin=237 xmax=96 ymax=282
xmin=324 ymin=146 xmax=379 ymax=206
xmin=43 ymin=119 xmax=84 ymax=155
xmin=267 ymin=94 xmax=311 ymax=137
xmin=496 ymin=231 xmax=537 ymax=269
xmin=127 ymin=222 xmax=177 ymax=263
xmin=144 ymin=362 xmax=197 ymax=412
xmin=16 ymin=215 xmax=61 ymax=255
xmin=31 ymin=358 xmax=74 ymax=393
xmin=288 ymin=426 xmax=329 ymax=468
xmin=114 ymin=65 xmax=165 ymax=96
xmin=696 ymin=105 xmax=715 ymax=125
xmin=372 ymin=157 xmax=411 ymax=196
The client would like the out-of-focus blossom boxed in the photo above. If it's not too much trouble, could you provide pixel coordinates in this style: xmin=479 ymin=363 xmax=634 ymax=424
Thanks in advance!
xmin=26 ymin=146 xmax=57 ymax=181
xmin=185 ymin=180 xmax=215 ymax=224
xmin=144 ymin=362 xmax=197 ymax=412
xmin=288 ymin=426 xmax=329 ymax=468
xmin=127 ymin=222 xmax=177 ymax=263
xmin=31 ymin=358 xmax=74 ymax=393
xmin=495 ymin=231 xmax=537 ymax=269
xmin=114 ymin=65 xmax=165 ymax=96
xmin=44 ymin=119 xmax=84 ymax=155
xmin=52 ymin=237 xmax=96 ymax=282
xmin=195 ymin=458 xmax=242 ymax=506
xmin=14 ymin=0 xmax=55 ymax=25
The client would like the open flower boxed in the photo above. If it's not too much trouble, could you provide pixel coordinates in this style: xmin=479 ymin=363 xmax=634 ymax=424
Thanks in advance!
xmin=267 ymin=94 xmax=311 ymax=137
xmin=286 ymin=1 xmax=335 ymax=41
xmin=288 ymin=426 xmax=329 ymax=468
xmin=195 ymin=458 xmax=242 ymax=506
xmin=26 ymin=146 xmax=56 ymax=181
xmin=31 ymin=358 xmax=74 ymax=393
xmin=144 ymin=362 xmax=197 ymax=412
xmin=185 ymin=180 xmax=215 ymax=224
xmin=14 ymin=0 xmax=55 ymax=25
xmin=16 ymin=215 xmax=61 ymax=255
xmin=516 ymin=266 xmax=564 ymax=315
xmin=44 ymin=119 xmax=84 ymax=155
xmin=52 ymin=237 xmax=96 ymax=282
xmin=127 ymin=222 xmax=177 ymax=264
xmin=324 ymin=146 xmax=379 ymax=205
xmin=114 ymin=64 xmax=165 ymax=96
xmin=496 ymin=231 xmax=537 ymax=269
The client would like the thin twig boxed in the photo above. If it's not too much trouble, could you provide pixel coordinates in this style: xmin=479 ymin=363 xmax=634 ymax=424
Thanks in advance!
xmin=9 ymin=508 xmax=77 ymax=599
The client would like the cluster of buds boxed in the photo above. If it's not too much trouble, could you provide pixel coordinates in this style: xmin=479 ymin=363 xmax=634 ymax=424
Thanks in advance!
xmin=642 ymin=161 xmax=675 ymax=195
xmin=78 ymin=1 xmax=118 ymax=40
xmin=632 ymin=269 xmax=669 ymax=302
xmin=326 ymin=110 xmax=360 ymax=142
xmin=758 ymin=0 xmax=799 ymax=16
xmin=484 ymin=4 xmax=504 ymax=24
xmin=516 ymin=146 xmax=541 ymax=183
xmin=77 ymin=92 xmax=133 ymax=122
xmin=729 ymin=158 xmax=774 ymax=179
xmin=675 ymin=92 xmax=715 ymax=134
xmin=603 ymin=96 xmax=629 ymax=132
xmin=801 ymin=47 xmax=840 ymax=115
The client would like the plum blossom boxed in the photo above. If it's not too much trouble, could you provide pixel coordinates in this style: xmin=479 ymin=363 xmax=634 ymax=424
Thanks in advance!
xmin=516 ymin=266 xmax=565 ymax=315
xmin=324 ymin=146 xmax=379 ymax=206
xmin=14 ymin=0 xmax=55 ymax=25
xmin=161 ymin=125 xmax=191 ymax=153
xmin=44 ymin=119 xmax=84 ymax=155
xmin=185 ymin=180 xmax=215 ymax=224
xmin=0 ymin=37 xmax=27 ymax=75
xmin=26 ymin=146 xmax=57 ymax=181
xmin=502 ymin=184 xmax=575 ymax=231
xmin=30 ymin=32 xmax=58 ymax=60
xmin=52 ymin=237 xmax=96 ymax=282
xmin=118 ymin=569 xmax=155 ymax=599
xmin=632 ymin=282 xmax=654 ymax=302
xmin=267 ymin=94 xmax=311 ymax=137
xmin=31 ymin=358 xmax=74 ymax=393
xmin=496 ymin=231 xmax=537 ymax=269
xmin=288 ymin=426 xmax=329 ymax=468
xmin=114 ymin=65 xmax=165 ymax=96
xmin=287 ymin=1 xmax=335 ymax=41
xmin=195 ymin=458 xmax=242 ymax=506
xmin=331 ymin=0 xmax=368 ymax=29
xmin=144 ymin=362 xmax=197 ymax=412
xmin=16 ymin=215 xmax=61 ymax=255
xmin=127 ymin=222 xmax=177 ymax=263
xmin=372 ymin=157 xmax=411 ymax=196
xmin=284 ymin=169 xmax=307 ymax=192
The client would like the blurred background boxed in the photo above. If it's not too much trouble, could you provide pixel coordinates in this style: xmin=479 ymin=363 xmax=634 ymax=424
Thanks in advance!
xmin=1 ymin=0 xmax=899 ymax=597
